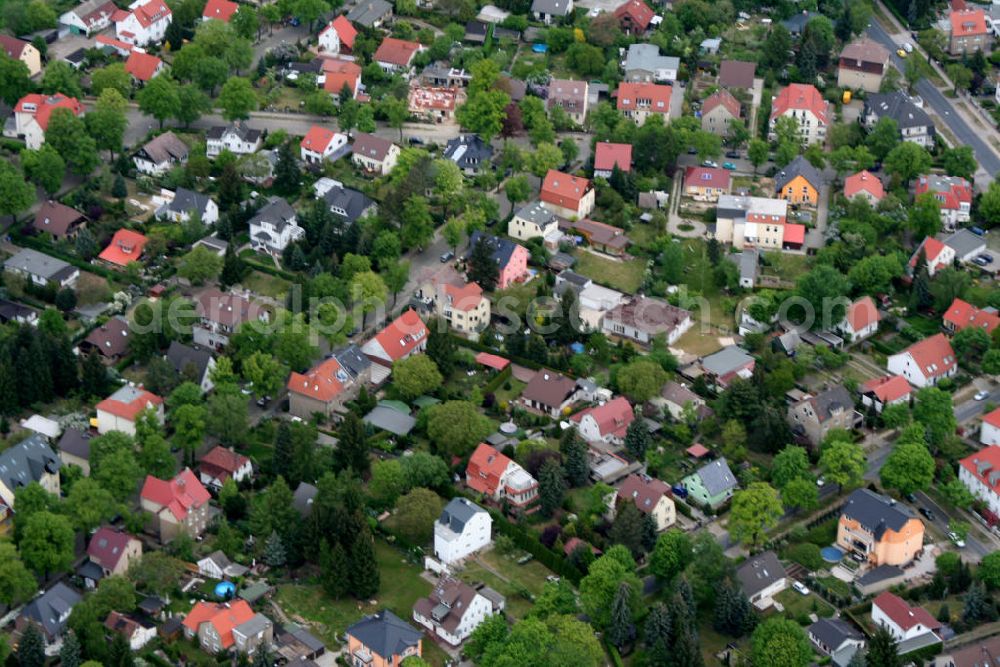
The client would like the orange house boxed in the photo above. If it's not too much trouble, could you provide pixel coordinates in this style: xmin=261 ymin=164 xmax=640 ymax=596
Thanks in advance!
xmin=837 ymin=489 xmax=925 ymax=566
xmin=345 ymin=610 xmax=422 ymax=667
xmin=774 ymin=155 xmax=822 ymax=206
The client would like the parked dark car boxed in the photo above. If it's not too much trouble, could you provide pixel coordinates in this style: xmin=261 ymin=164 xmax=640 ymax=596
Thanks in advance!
xmin=919 ymin=507 xmax=936 ymax=521
xmin=671 ymin=484 xmax=689 ymax=499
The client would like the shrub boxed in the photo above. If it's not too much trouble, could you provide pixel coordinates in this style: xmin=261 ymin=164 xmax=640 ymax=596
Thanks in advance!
xmin=785 ymin=543 xmax=824 ymax=571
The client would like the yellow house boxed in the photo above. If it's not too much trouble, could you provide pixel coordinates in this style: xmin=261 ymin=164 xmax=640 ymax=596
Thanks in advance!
xmin=775 ymin=155 xmax=822 ymax=206
xmin=837 ymin=489 xmax=925 ymax=567
xmin=0 ymin=36 xmax=42 ymax=77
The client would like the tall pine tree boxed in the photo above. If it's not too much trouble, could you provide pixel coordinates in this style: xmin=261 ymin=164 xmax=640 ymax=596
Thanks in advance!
xmin=349 ymin=530 xmax=380 ymax=599
xmin=320 ymin=539 xmax=350 ymax=599
xmin=538 ymin=458 xmax=566 ymax=517
xmin=624 ymin=418 xmax=651 ymax=460
xmin=18 ymin=623 xmax=45 ymax=667
xmin=560 ymin=429 xmax=589 ymax=487
xmin=607 ymin=582 xmax=636 ymax=650
xmin=467 ymin=237 xmax=499 ymax=291
xmin=336 ymin=412 xmax=370 ymax=476
xmin=866 ymin=626 xmax=900 ymax=667
xmin=644 ymin=603 xmax=672 ymax=666
xmin=273 ymin=421 xmax=294 ymax=482
xmin=59 ymin=631 xmax=81 ymax=667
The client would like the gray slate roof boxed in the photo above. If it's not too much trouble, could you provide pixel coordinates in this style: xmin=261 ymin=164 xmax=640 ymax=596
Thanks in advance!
xmin=333 ymin=344 xmax=371 ymax=378
xmin=802 ymin=385 xmax=854 ymax=424
xmin=0 ymin=434 xmax=61 ymax=495
xmin=693 ymin=457 xmax=737 ymax=496
xmin=944 ymin=229 xmax=986 ymax=258
xmin=467 ymin=231 xmax=520 ymax=268
xmin=864 ymin=91 xmax=933 ymax=131
xmin=3 ymin=248 xmax=75 ymax=282
xmin=775 ymin=155 xmax=823 ymax=191
xmin=323 ymin=185 xmax=375 ymax=224
xmin=809 ymin=617 xmax=863 ymax=652
xmin=249 ymin=197 xmax=297 ymax=231
xmin=516 ymin=201 xmax=559 ymax=227
xmin=293 ymin=482 xmax=318 ymax=517
xmin=235 ymin=614 xmax=272 ymax=638
xmin=164 ymin=187 xmax=214 ymax=218
xmin=444 ymin=135 xmax=494 ymax=171
xmin=363 ymin=406 xmax=416 ymax=436
xmin=21 ymin=582 xmax=81 ymax=639
xmin=624 ymin=43 xmax=679 ymax=74
xmin=346 ymin=0 xmax=392 ymax=26
xmin=841 ymin=488 xmax=916 ymax=540
xmin=701 ymin=345 xmax=754 ymax=377
xmin=531 ymin=0 xmax=572 ymax=15
xmin=137 ymin=131 xmax=189 ymax=165
xmin=57 ymin=428 xmax=91 ymax=461
xmin=345 ymin=610 xmax=422 ymax=660
xmin=736 ymin=550 xmax=787 ymax=597
xmin=166 ymin=341 xmax=213 ymax=381
xmin=438 ymin=497 xmax=486 ymax=534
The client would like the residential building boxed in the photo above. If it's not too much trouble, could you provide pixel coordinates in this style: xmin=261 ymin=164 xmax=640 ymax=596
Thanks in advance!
xmin=887 ymin=333 xmax=957 ymax=387
xmin=13 ymin=93 xmax=84 ymax=149
xmin=783 ymin=10 xmax=821 ymax=35
xmin=198 ymin=446 xmax=252 ymax=490
xmin=656 ymin=381 xmax=711 ymax=421
xmin=421 ymin=63 xmax=472 ymax=88
xmin=788 ymin=385 xmax=862 ymax=448
xmin=374 ymin=37 xmax=422 ymax=77
xmin=193 ymin=288 xmax=262 ymax=349
xmin=361 ymin=309 xmax=429 ymax=382
xmin=915 ymin=174 xmax=972 ymax=229
xmin=572 ymin=396 xmax=634 ymax=444
xmin=623 ymin=43 xmax=679 ymax=82
xmin=768 ymin=83 xmax=829 ymax=145
xmin=407 ymin=85 xmax=465 ymax=122
xmin=593 ymin=142 xmax=632 ymax=178
xmin=105 ymin=611 xmax=157 ymax=650
xmin=682 ymin=457 xmax=738 ymax=508
xmin=909 ymin=236 xmax=955 ymax=277
xmin=249 ymin=197 xmax=304 ymax=255
xmin=98 ymin=229 xmax=148 ymax=268
xmin=201 ymin=0 xmax=238 ymax=21
xmin=683 ymin=166 xmax=731 ymax=202
xmin=809 ymin=619 xmax=865 ymax=667
xmin=838 ymin=296 xmax=880 ymax=342
xmin=509 ymin=201 xmax=561 ymax=242
xmin=443 ymin=135 xmax=493 ymax=175
xmin=694 ymin=345 xmax=755 ymax=389
xmin=434 ymin=497 xmax=492 ymax=564
xmin=714 ymin=195 xmax=802 ymax=250
xmin=943 ymin=228 xmax=987 ymax=263
xmin=79 ymin=317 xmax=130 ymax=361
xmin=700 ymin=88 xmax=741 ymax=136
xmin=520 ymin=369 xmax=578 ymax=418
xmin=943 ymin=297 xmax=1000 ymax=335
xmin=413 ymin=577 xmax=502 ymax=646
xmin=140 ymin=468 xmax=211 ymax=541
xmin=58 ymin=428 xmax=92 ymax=475
xmin=617 ymin=81 xmax=672 ymax=125
xmin=124 ymin=50 xmax=164 ymax=82
xmin=321 ymin=182 xmax=376 ymax=225
xmin=860 ymin=375 xmax=911 ymax=413
xmin=33 ymin=200 xmax=87 ymax=240
xmin=157 ymin=188 xmax=219 ymax=225
xmin=540 ymin=169 xmax=595 ymax=219
xmin=466 ymin=443 xmax=539 ymax=511
xmin=300 ymin=126 xmax=347 ymax=164
xmin=183 ymin=600 xmax=273 ymax=655
xmin=736 ymin=551 xmax=788 ymax=607
xmin=319 ymin=15 xmax=357 ymax=53
xmin=3 ymin=248 xmax=79 ymax=288
xmin=418 ymin=280 xmax=491 ymax=335
xmin=718 ymin=59 xmax=756 ymax=90
xmin=871 ymin=592 xmax=941 ymax=650
xmin=16 ymin=583 xmax=81 ymax=651
xmin=933 ymin=634 xmax=1000 ymax=667
xmin=96 ymin=386 xmax=164 ymax=436
xmin=775 ymin=155 xmax=823 ymax=205
xmin=88 ymin=527 xmax=142 ymax=578
xmin=560 ymin=218 xmax=631 ymax=256
xmin=949 ymin=8 xmax=990 ymax=55
xmin=837 ymin=489 xmax=925 ymax=566
xmin=0 ymin=300 xmax=37 ymax=326
xmin=837 ymin=38 xmax=890 ymax=92
xmin=115 ymin=0 xmax=172 ymax=46
xmin=613 ymin=0 xmax=655 ymax=34
xmin=345 ymin=610 xmax=422 ymax=667
xmin=352 ymin=133 xmax=400 ymax=175
xmin=0 ymin=434 xmax=61 ymax=510
xmin=287 ymin=346 xmax=372 ymax=419
xmin=616 ymin=473 xmax=675 ymax=530
xmin=844 ymin=170 xmax=884 ymax=204
xmin=320 ymin=57 xmax=363 ymax=98
xmin=531 ymin=0 xmax=573 ymax=24
xmin=60 ymin=0 xmax=119 ymax=35
xmin=862 ymin=92 xmax=935 ymax=147
xmin=134 ymin=131 xmax=189 ymax=175
xmin=345 ymin=0 xmax=392 ymax=27
xmin=547 ymin=79 xmax=589 ymax=124
xmin=197 ymin=550 xmax=248 ymax=579
xmin=165 ymin=342 xmax=214 ymax=393
xmin=206 ymin=122 xmax=262 ymax=158
xmin=465 ymin=231 xmax=529 ymax=289
xmin=602 ymin=295 xmax=693 ymax=346
xmin=0 ymin=36 xmax=41 ymax=76
xmin=960 ymin=444 xmax=1000 ymax=520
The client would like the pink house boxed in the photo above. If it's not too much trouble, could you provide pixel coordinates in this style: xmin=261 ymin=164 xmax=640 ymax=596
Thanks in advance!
xmin=467 ymin=231 xmax=529 ymax=290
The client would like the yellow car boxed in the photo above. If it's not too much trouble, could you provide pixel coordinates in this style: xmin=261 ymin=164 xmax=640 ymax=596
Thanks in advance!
xmin=897 ymin=48 xmax=907 ymax=57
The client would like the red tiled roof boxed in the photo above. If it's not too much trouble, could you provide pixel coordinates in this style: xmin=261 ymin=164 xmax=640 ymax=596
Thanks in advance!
xmin=617 ymin=473 xmax=671 ymax=515
xmin=613 ymin=0 xmax=655 ymax=31
xmin=140 ymin=468 xmax=210 ymax=521
xmin=909 ymin=236 xmax=948 ymax=269
xmin=321 ymin=58 xmax=362 ymax=95
xmin=475 ymin=352 xmax=509 ymax=371
xmin=14 ymin=93 xmax=84 ymax=131
xmin=593 ymin=142 xmax=632 ymax=173
xmin=844 ymin=170 xmax=884 ymax=200
xmin=874 ymin=592 xmax=941 ymax=632
xmin=301 ymin=126 xmax=337 ymax=153
xmin=960 ymin=444 xmax=1000 ymax=498
xmin=88 ymin=527 xmax=137 ymax=571
xmin=571 ymin=396 xmax=634 ymax=439
xmin=202 ymin=0 xmax=238 ymax=20
xmin=540 ymin=169 xmax=592 ymax=210
xmin=99 ymin=229 xmax=148 ymax=266
xmin=182 ymin=601 xmax=255 ymax=649
xmin=125 ymin=0 xmax=171 ymax=28
xmin=783 ymin=223 xmax=806 ymax=245
xmin=770 ymin=83 xmax=829 ymax=125
xmin=321 ymin=15 xmax=357 ymax=49
xmin=371 ymin=309 xmax=428 ymax=362
xmin=95 ymin=34 xmax=135 ymax=55
xmin=898 ymin=333 xmax=957 ymax=381
xmin=846 ymin=296 xmax=880 ymax=332
xmin=443 ymin=281 xmax=483 ymax=312
xmin=684 ymin=166 xmax=731 ymax=190
xmin=96 ymin=388 xmax=162 ymax=421
xmin=616 ymin=82 xmax=672 ymax=114
xmin=943 ymin=298 xmax=1000 ymax=334
xmin=124 ymin=50 xmax=162 ymax=81
xmin=984 ymin=409 xmax=1000 ymax=430
xmin=915 ymin=175 xmax=972 ymax=210
xmin=702 ymin=89 xmax=741 ymax=119
xmin=861 ymin=375 xmax=911 ymax=404
xmin=287 ymin=357 xmax=345 ymax=402
xmin=199 ymin=445 xmax=249 ymax=475
xmin=686 ymin=443 xmax=710 ymax=458
xmin=374 ymin=37 xmax=421 ymax=66
xmin=950 ymin=8 xmax=988 ymax=36
xmin=466 ymin=443 xmax=512 ymax=496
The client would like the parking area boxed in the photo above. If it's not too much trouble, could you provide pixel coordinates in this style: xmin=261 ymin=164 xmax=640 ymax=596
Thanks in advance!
xmin=46 ymin=31 xmax=99 ymax=61
xmin=966 ymin=248 xmax=1000 ymax=274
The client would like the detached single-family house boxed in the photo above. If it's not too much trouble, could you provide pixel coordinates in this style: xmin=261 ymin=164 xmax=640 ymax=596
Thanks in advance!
xmin=788 ymin=384 xmax=862 ymax=448
xmin=3 ymin=248 xmax=79 ymax=289
xmin=183 ymin=600 xmax=272 ymax=656
xmin=0 ymin=35 xmax=41 ymax=76
xmin=736 ymin=550 xmax=788 ymax=608
xmin=166 ymin=341 xmax=216 ymax=393
xmin=844 ymin=170 xmax=884 ymax=204
xmin=887 ymin=333 xmax=957 ymax=387
xmin=683 ymin=166 xmax=731 ymax=202
xmin=198 ymin=446 xmax=252 ymax=490
xmin=413 ymin=577 xmax=502 ymax=646
xmin=105 ymin=611 xmax=157 ymax=651
xmin=909 ymin=236 xmax=955 ymax=277
xmin=158 ymin=188 xmax=219 ymax=226
xmin=287 ymin=345 xmax=372 ymax=419
xmin=768 ymin=83 xmax=829 ymax=146
xmin=408 ymin=85 xmax=465 ymax=123
xmin=374 ymin=37 xmax=423 ymax=77
xmin=714 ymin=195 xmax=800 ymax=250
xmin=319 ymin=15 xmax=357 ymax=54
xmin=541 ymin=169 xmax=595 ymax=219
xmin=871 ymin=592 xmax=941 ymax=651
xmin=79 ymin=317 xmax=129 ymax=361
xmin=193 ymin=288 xmax=263 ymax=350
xmin=13 ymin=93 xmax=84 ymax=149
xmin=87 ymin=527 xmax=142 ymax=579
xmin=300 ymin=126 xmax=349 ymax=164
xmin=206 ymin=122 xmax=262 ymax=158
xmin=944 ymin=298 xmax=1000 ymax=335
xmin=682 ymin=457 xmax=737 ymax=508
xmin=509 ymin=201 xmax=562 ymax=242
xmin=352 ymin=132 xmax=400 ymax=175
xmin=201 ymin=0 xmax=238 ymax=21
xmin=602 ymin=296 xmax=693 ymax=346
xmin=124 ymin=50 xmax=165 ymax=82
xmin=466 ymin=443 xmax=539 ymax=511
xmin=114 ymin=0 xmax=172 ymax=46
xmin=572 ymin=396 xmax=634 ymax=445
xmin=466 ymin=231 xmax=529 ymax=289
xmin=197 ymin=550 xmax=248 ymax=579
xmin=613 ymin=0 xmax=655 ymax=34
xmin=690 ymin=345 xmax=755 ymax=389
xmin=58 ymin=428 xmax=92 ymax=475
xmin=718 ymin=59 xmax=755 ymax=90
xmin=0 ymin=434 xmax=62 ymax=512
xmin=531 ymin=0 xmax=573 ymax=24
xmin=837 ymin=489 xmax=925 ymax=566
xmin=838 ymin=296 xmax=880 ymax=342
xmin=140 ymin=468 xmax=211 ymax=542
xmin=249 ymin=197 xmax=304 ymax=256
xmin=134 ymin=131 xmax=189 ymax=176
xmin=417 ymin=279 xmax=491 ymax=335
xmin=547 ymin=79 xmax=589 ymax=124
xmin=321 ymin=182 xmax=376 ymax=225
xmin=616 ymin=82 xmax=672 ymax=125
xmin=915 ymin=174 xmax=972 ymax=229
xmin=16 ymin=583 xmax=81 ymax=651
xmin=863 ymin=91 xmax=935 ymax=147
xmin=775 ymin=155 xmax=823 ymax=205
xmin=361 ymin=309 xmax=429 ymax=382
xmin=623 ymin=43 xmax=678 ymax=82
xmin=959 ymin=445 xmax=1000 ymax=519
xmin=60 ymin=0 xmax=119 ymax=35
xmin=593 ymin=142 xmax=632 ymax=178
xmin=346 ymin=611 xmax=422 ymax=667
xmin=96 ymin=386 xmax=164 ymax=436
xmin=657 ymin=381 xmax=712 ymax=421
xmin=99 ymin=229 xmax=148 ymax=269
xmin=860 ymin=375 xmax=911 ymax=414
xmin=837 ymin=38 xmax=890 ymax=93
xmin=33 ymin=200 xmax=87 ymax=240
xmin=560 ymin=218 xmax=632 ymax=256
xmin=949 ymin=7 xmax=990 ymax=55
xmin=434 ymin=497 xmax=492 ymax=564
xmin=700 ymin=89 xmax=741 ymax=137
xmin=809 ymin=618 xmax=865 ymax=667
xmin=345 ymin=0 xmax=392 ymax=28
xmin=443 ymin=135 xmax=493 ymax=175
xmin=615 ymin=473 xmax=675 ymax=531
xmin=521 ymin=369 xmax=578 ymax=418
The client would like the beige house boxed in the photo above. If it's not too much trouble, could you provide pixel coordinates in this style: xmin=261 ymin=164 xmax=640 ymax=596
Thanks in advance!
xmin=508 ymin=201 xmax=561 ymax=242
xmin=87 ymin=527 xmax=142 ymax=578
xmin=787 ymin=385 xmax=861 ymax=448
xmin=183 ymin=601 xmax=273 ymax=656
xmin=837 ymin=489 xmax=925 ymax=566
xmin=837 ymin=39 xmax=890 ymax=93
xmin=139 ymin=469 xmax=211 ymax=542
xmin=700 ymin=89 xmax=741 ymax=137
xmin=287 ymin=344 xmax=372 ymax=419
xmin=417 ymin=280 xmax=490 ymax=335
xmin=0 ymin=36 xmax=41 ymax=76
xmin=614 ymin=473 xmax=676 ymax=531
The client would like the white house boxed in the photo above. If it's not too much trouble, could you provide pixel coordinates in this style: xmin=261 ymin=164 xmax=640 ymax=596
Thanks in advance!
xmin=248 ymin=197 xmax=304 ymax=256
xmin=134 ymin=132 xmax=189 ymax=176
xmin=60 ymin=0 xmax=119 ymax=35
xmin=571 ymin=396 xmax=634 ymax=445
xmin=735 ymin=551 xmax=788 ymax=609
xmin=466 ymin=443 xmax=539 ymax=511
xmin=412 ymin=577 xmax=502 ymax=646
xmin=13 ymin=94 xmax=84 ymax=150
xmin=908 ymin=237 xmax=955 ymax=277
xmin=838 ymin=296 xmax=880 ymax=343
xmin=157 ymin=188 xmax=219 ymax=226
xmin=300 ymin=126 xmax=348 ymax=164
xmin=198 ymin=445 xmax=253 ymax=490
xmin=318 ymin=15 xmax=356 ymax=54
xmin=197 ymin=550 xmax=248 ymax=579
xmin=981 ymin=409 xmax=1000 ymax=447
xmin=871 ymin=592 xmax=941 ymax=644
xmin=508 ymin=201 xmax=561 ymax=243
xmin=352 ymin=133 xmax=400 ymax=175
xmin=959 ymin=445 xmax=1000 ymax=518
xmin=96 ymin=386 xmax=164 ymax=436
xmin=886 ymin=333 xmax=957 ymax=388
xmin=433 ymin=497 xmax=492 ymax=565
xmin=115 ymin=0 xmax=172 ymax=46
xmin=206 ymin=123 xmax=262 ymax=158
xmin=3 ymin=248 xmax=79 ymax=289
xmin=106 ymin=611 xmax=157 ymax=651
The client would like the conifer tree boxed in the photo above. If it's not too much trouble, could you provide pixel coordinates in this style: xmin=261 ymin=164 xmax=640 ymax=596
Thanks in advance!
xmin=349 ymin=530 xmax=380 ymax=599
xmin=607 ymin=582 xmax=636 ymax=649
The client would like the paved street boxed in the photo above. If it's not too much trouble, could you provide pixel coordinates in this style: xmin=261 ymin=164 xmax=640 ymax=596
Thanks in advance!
xmin=914 ymin=490 xmax=997 ymax=562
xmin=954 ymin=386 xmax=997 ymax=423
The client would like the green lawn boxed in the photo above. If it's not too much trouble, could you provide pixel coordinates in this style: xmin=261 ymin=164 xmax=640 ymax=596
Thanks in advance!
xmin=761 ymin=251 xmax=811 ymax=282
xmin=815 ymin=575 xmax=853 ymax=599
xmin=457 ymin=549 xmax=558 ymax=619
xmin=494 ymin=379 xmax=526 ymax=408
xmin=774 ymin=587 xmax=836 ymax=621
xmin=572 ymin=251 xmax=647 ymax=293
xmin=242 ymin=269 xmax=293 ymax=299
